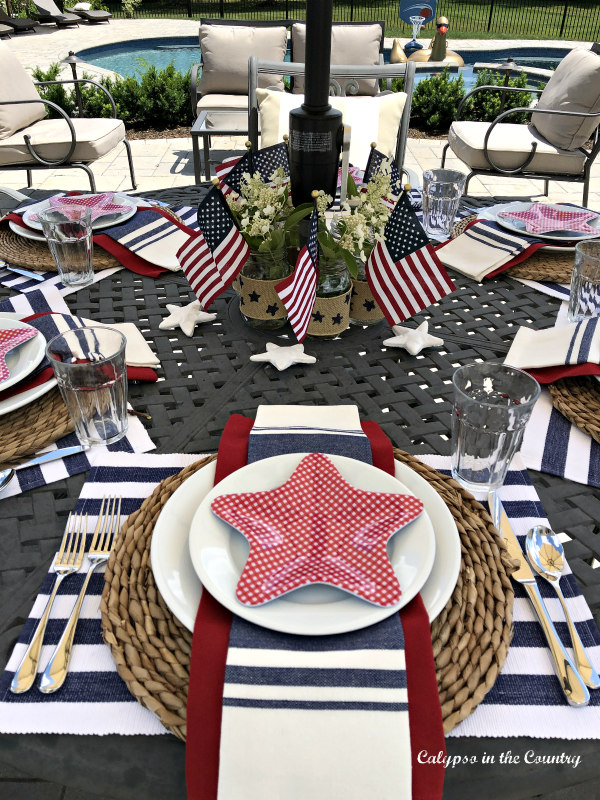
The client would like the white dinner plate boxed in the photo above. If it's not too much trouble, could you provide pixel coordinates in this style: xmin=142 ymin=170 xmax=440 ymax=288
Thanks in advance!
xmin=151 ymin=456 xmax=460 ymax=633
xmin=0 ymin=374 xmax=57 ymax=417
xmin=0 ymin=317 xmax=45 ymax=391
xmin=22 ymin=193 xmax=138 ymax=232
xmin=189 ymin=454 xmax=436 ymax=636
xmin=8 ymin=220 xmax=45 ymax=242
xmin=478 ymin=202 xmax=600 ymax=252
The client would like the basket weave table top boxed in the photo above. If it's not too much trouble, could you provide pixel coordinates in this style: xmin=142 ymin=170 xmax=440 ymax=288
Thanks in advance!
xmin=0 ymin=188 xmax=598 ymax=800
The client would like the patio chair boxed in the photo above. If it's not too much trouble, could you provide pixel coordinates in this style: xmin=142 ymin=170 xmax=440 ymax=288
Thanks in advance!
xmin=0 ymin=41 xmax=136 ymax=191
xmin=0 ymin=8 xmax=37 ymax=33
xmin=248 ymin=59 xmax=416 ymax=177
xmin=31 ymin=0 xmax=80 ymax=27
xmin=190 ymin=19 xmax=387 ymax=178
xmin=441 ymin=45 xmax=600 ymax=206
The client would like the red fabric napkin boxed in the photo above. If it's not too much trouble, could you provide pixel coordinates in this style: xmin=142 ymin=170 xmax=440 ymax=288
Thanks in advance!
xmin=186 ymin=414 xmax=445 ymax=800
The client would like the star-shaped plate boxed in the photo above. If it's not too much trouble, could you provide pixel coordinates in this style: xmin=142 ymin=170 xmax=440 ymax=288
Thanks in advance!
xmin=493 ymin=202 xmax=600 ymax=241
xmin=188 ymin=452 xmax=436 ymax=635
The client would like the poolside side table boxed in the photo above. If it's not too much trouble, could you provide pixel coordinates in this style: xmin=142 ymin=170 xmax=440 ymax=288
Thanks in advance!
xmin=191 ymin=109 xmax=249 ymax=182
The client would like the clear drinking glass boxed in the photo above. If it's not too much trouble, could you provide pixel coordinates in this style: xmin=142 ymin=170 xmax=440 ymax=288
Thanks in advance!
xmin=422 ymin=168 xmax=467 ymax=240
xmin=46 ymin=326 xmax=128 ymax=447
xmin=39 ymin=205 xmax=94 ymax=287
xmin=567 ymin=240 xmax=600 ymax=323
xmin=451 ymin=362 xmax=540 ymax=493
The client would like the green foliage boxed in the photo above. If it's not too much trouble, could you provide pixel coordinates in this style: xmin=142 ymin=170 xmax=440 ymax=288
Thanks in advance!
xmin=459 ymin=70 xmax=538 ymax=125
xmin=64 ymin=0 xmax=109 ymax=10
xmin=33 ymin=61 xmax=193 ymax=129
xmin=121 ymin=0 xmax=141 ymax=18
xmin=32 ymin=63 xmax=75 ymax=119
xmin=411 ymin=68 xmax=465 ymax=133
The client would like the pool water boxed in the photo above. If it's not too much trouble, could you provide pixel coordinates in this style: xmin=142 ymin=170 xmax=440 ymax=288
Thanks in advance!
xmin=76 ymin=37 xmax=568 ymax=86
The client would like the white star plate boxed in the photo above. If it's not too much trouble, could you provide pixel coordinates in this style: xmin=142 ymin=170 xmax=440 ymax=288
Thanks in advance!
xmin=152 ymin=454 xmax=460 ymax=636
xmin=478 ymin=202 xmax=600 ymax=249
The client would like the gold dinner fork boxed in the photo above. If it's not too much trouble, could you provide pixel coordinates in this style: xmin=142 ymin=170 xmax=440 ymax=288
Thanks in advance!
xmin=10 ymin=513 xmax=87 ymax=694
xmin=39 ymin=496 xmax=122 ymax=694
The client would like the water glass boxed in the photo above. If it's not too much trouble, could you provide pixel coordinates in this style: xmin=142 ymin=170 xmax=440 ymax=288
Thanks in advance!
xmin=39 ymin=206 xmax=94 ymax=287
xmin=422 ymin=168 xmax=467 ymax=240
xmin=451 ymin=362 xmax=540 ymax=493
xmin=567 ymin=240 xmax=600 ymax=323
xmin=46 ymin=327 xmax=128 ymax=447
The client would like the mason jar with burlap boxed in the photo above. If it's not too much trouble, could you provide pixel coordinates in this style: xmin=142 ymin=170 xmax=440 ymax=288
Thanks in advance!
xmin=233 ymin=247 xmax=291 ymax=331
xmin=306 ymin=255 xmax=352 ymax=340
xmin=349 ymin=260 xmax=385 ymax=326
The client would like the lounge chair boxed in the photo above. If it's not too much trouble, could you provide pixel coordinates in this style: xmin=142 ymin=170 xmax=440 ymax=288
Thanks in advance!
xmin=31 ymin=0 xmax=80 ymax=27
xmin=0 ymin=41 xmax=136 ymax=191
xmin=0 ymin=8 xmax=38 ymax=33
xmin=0 ymin=23 xmax=11 ymax=37
xmin=71 ymin=4 xmax=111 ymax=23
xmin=441 ymin=45 xmax=600 ymax=206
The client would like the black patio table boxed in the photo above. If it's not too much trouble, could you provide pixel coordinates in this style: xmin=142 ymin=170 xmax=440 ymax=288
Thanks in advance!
xmin=0 ymin=186 xmax=598 ymax=800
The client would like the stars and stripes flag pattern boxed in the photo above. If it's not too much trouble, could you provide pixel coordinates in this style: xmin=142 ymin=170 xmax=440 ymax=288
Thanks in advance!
xmin=363 ymin=146 xmax=402 ymax=196
xmin=275 ymin=205 xmax=319 ymax=342
xmin=366 ymin=190 xmax=456 ymax=325
xmin=217 ymin=142 xmax=290 ymax=195
xmin=177 ymin=187 xmax=249 ymax=309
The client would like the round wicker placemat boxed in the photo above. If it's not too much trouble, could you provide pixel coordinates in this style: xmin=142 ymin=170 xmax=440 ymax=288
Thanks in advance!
xmin=101 ymin=450 xmax=515 ymax=740
xmin=549 ymin=376 xmax=600 ymax=444
xmin=0 ymin=387 xmax=75 ymax=468
xmin=0 ymin=222 xmax=120 ymax=271
xmin=451 ymin=216 xmax=574 ymax=282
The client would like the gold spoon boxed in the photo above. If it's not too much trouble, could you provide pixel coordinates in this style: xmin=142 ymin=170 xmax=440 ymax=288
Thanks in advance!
xmin=527 ymin=525 xmax=600 ymax=689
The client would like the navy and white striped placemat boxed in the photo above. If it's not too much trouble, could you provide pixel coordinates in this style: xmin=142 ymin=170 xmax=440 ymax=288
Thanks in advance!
xmin=513 ymin=277 xmax=571 ymax=301
xmin=0 ymin=449 xmax=598 ymax=737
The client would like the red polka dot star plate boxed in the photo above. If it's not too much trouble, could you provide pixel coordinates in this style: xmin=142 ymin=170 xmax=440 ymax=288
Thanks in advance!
xmin=188 ymin=452 xmax=437 ymax=636
xmin=0 ymin=317 xmax=45 ymax=391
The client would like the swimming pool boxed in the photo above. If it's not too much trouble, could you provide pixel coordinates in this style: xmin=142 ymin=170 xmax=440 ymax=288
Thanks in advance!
xmin=76 ymin=38 xmax=568 ymax=83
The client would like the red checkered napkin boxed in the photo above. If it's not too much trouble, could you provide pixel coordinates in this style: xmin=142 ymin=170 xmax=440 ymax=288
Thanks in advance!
xmin=498 ymin=203 xmax=600 ymax=235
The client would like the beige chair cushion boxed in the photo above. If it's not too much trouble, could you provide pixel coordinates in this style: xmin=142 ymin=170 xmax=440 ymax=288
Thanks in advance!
xmin=0 ymin=42 xmax=46 ymax=140
xmin=0 ymin=117 xmax=125 ymax=165
xmin=531 ymin=48 xmax=600 ymax=151
xmin=448 ymin=120 xmax=587 ymax=175
xmin=257 ymin=88 xmax=406 ymax=168
xmin=291 ymin=23 xmax=382 ymax=96
xmin=198 ymin=24 xmax=287 ymax=96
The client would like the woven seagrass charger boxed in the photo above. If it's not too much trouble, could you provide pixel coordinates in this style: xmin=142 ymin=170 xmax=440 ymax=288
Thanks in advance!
xmin=0 ymin=387 xmax=74 ymax=468
xmin=101 ymin=449 xmax=515 ymax=741
xmin=549 ymin=375 xmax=600 ymax=444
xmin=451 ymin=215 xmax=574 ymax=282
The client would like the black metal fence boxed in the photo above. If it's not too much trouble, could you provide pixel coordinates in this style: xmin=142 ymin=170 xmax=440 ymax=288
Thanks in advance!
xmin=106 ymin=0 xmax=600 ymax=41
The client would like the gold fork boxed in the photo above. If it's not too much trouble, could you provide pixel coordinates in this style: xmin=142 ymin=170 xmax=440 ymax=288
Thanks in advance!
xmin=10 ymin=513 xmax=86 ymax=694
xmin=39 ymin=496 xmax=122 ymax=694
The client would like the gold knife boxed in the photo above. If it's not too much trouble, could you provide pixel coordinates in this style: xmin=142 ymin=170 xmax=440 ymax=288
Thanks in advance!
xmin=489 ymin=492 xmax=590 ymax=708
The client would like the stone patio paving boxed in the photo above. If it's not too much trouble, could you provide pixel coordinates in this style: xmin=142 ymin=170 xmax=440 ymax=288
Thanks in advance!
xmin=2 ymin=20 xmax=598 ymax=209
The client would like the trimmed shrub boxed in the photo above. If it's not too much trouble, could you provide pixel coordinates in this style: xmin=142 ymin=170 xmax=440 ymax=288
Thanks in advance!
xmin=460 ymin=69 xmax=534 ymax=125
xmin=411 ymin=68 xmax=465 ymax=133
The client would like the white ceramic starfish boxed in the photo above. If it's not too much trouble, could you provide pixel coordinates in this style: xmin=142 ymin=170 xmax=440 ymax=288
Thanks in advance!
xmin=158 ymin=299 xmax=216 ymax=337
xmin=250 ymin=342 xmax=317 ymax=372
xmin=382 ymin=321 xmax=444 ymax=356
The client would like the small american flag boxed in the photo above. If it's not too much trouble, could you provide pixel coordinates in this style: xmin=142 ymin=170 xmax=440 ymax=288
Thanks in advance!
xmin=218 ymin=142 xmax=290 ymax=195
xmin=178 ymin=187 xmax=249 ymax=309
xmin=215 ymin=156 xmax=242 ymax=195
xmin=363 ymin=147 xmax=401 ymax=196
xmin=275 ymin=206 xmax=319 ymax=342
xmin=366 ymin=191 xmax=456 ymax=325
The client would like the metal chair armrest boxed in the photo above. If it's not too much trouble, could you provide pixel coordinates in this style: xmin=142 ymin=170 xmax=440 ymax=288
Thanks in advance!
xmin=34 ymin=78 xmax=117 ymax=117
xmin=190 ymin=63 xmax=201 ymax=118
xmin=0 ymin=97 xmax=77 ymax=166
xmin=481 ymin=105 xmax=600 ymax=174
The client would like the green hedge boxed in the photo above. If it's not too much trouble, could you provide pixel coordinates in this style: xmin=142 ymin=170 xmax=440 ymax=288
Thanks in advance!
xmin=411 ymin=67 xmax=540 ymax=133
xmin=33 ymin=62 xmax=193 ymax=129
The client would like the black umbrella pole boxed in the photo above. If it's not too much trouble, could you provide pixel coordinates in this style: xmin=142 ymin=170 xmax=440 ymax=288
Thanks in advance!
xmin=289 ymin=0 xmax=343 ymax=206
